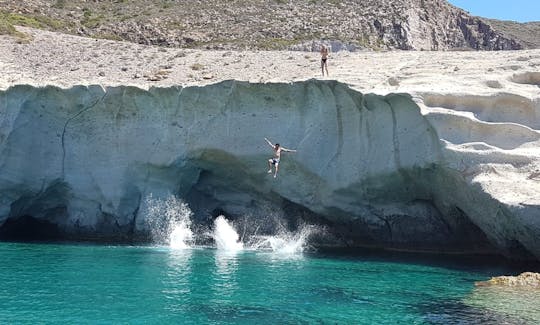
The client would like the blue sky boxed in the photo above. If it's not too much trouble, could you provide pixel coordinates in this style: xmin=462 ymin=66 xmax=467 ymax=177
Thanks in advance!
xmin=447 ymin=0 xmax=540 ymax=22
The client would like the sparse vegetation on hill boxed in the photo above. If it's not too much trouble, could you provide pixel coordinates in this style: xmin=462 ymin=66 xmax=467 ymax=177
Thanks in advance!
xmin=0 ymin=9 xmax=66 ymax=30
xmin=0 ymin=11 xmax=36 ymax=42
xmin=0 ymin=0 xmax=537 ymax=50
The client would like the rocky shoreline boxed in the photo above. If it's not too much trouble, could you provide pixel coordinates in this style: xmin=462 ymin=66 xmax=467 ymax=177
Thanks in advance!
xmin=1 ymin=27 xmax=540 ymax=261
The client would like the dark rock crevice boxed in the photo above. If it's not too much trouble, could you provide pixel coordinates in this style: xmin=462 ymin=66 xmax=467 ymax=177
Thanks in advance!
xmin=61 ymin=91 xmax=107 ymax=178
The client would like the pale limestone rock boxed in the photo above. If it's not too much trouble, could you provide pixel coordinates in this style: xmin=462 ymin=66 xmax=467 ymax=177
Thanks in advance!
xmin=466 ymin=273 xmax=540 ymax=322
xmin=0 ymin=80 xmax=539 ymax=261
xmin=475 ymin=272 xmax=540 ymax=287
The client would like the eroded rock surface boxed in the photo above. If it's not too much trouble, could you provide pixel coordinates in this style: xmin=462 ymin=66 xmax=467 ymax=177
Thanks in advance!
xmin=1 ymin=80 xmax=539 ymax=260
xmin=476 ymin=272 xmax=540 ymax=287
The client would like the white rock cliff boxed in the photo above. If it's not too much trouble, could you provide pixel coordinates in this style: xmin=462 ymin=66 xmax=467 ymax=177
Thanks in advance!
xmin=1 ymin=80 xmax=539 ymax=260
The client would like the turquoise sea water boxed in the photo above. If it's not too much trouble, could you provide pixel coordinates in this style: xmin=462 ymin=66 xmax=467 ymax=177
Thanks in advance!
xmin=0 ymin=242 xmax=538 ymax=324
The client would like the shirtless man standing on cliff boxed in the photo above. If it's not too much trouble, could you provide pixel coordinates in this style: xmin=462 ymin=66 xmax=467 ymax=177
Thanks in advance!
xmin=320 ymin=45 xmax=329 ymax=76
xmin=265 ymin=137 xmax=296 ymax=178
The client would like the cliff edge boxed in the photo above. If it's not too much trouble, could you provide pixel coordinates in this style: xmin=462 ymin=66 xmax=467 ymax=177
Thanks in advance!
xmin=1 ymin=28 xmax=539 ymax=260
xmin=1 ymin=80 xmax=539 ymax=260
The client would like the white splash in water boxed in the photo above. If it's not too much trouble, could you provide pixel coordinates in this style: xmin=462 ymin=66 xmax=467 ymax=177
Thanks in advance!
xmin=213 ymin=215 xmax=243 ymax=251
xmin=143 ymin=194 xmax=194 ymax=249
xmin=249 ymin=225 xmax=317 ymax=254
xmin=143 ymin=196 xmax=322 ymax=254
xmin=169 ymin=222 xmax=193 ymax=249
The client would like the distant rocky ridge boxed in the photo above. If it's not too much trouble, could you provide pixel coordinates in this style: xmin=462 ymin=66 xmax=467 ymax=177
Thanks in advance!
xmin=0 ymin=0 xmax=537 ymax=50
xmin=486 ymin=19 xmax=540 ymax=49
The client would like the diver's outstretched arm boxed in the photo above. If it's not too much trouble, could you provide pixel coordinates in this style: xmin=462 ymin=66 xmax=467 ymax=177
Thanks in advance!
xmin=264 ymin=137 xmax=274 ymax=148
xmin=281 ymin=147 xmax=297 ymax=153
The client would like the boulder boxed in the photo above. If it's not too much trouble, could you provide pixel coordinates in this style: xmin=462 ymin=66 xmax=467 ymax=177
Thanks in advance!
xmin=476 ymin=272 xmax=540 ymax=287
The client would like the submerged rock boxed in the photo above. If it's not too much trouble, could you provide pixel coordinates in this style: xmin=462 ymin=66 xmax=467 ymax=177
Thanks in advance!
xmin=466 ymin=274 xmax=540 ymax=323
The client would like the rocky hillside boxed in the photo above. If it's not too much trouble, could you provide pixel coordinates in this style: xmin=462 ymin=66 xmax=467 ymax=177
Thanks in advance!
xmin=0 ymin=0 xmax=536 ymax=50
xmin=486 ymin=19 xmax=540 ymax=49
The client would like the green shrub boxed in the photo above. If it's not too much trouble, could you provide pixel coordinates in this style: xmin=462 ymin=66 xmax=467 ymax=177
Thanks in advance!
xmin=0 ymin=10 xmax=66 ymax=30
xmin=0 ymin=11 xmax=32 ymax=41
xmin=0 ymin=15 xmax=16 ymax=35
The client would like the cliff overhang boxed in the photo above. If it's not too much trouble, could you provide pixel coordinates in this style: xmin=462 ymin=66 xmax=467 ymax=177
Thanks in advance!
xmin=1 ymin=80 xmax=539 ymax=260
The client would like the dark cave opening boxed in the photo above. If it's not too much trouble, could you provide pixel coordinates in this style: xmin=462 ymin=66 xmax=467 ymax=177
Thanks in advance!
xmin=0 ymin=215 xmax=63 ymax=242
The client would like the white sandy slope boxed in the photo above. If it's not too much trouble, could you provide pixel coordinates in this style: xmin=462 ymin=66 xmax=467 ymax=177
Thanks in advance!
xmin=1 ymin=27 xmax=539 ymax=96
xmin=1 ymin=27 xmax=540 ymax=257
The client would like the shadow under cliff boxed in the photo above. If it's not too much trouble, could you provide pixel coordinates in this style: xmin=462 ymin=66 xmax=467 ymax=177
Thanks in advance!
xmin=0 ymin=80 xmax=538 ymax=262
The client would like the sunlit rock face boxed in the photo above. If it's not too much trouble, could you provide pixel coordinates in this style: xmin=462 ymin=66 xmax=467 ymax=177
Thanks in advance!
xmin=0 ymin=80 xmax=538 ymax=260
xmin=476 ymin=272 xmax=540 ymax=287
